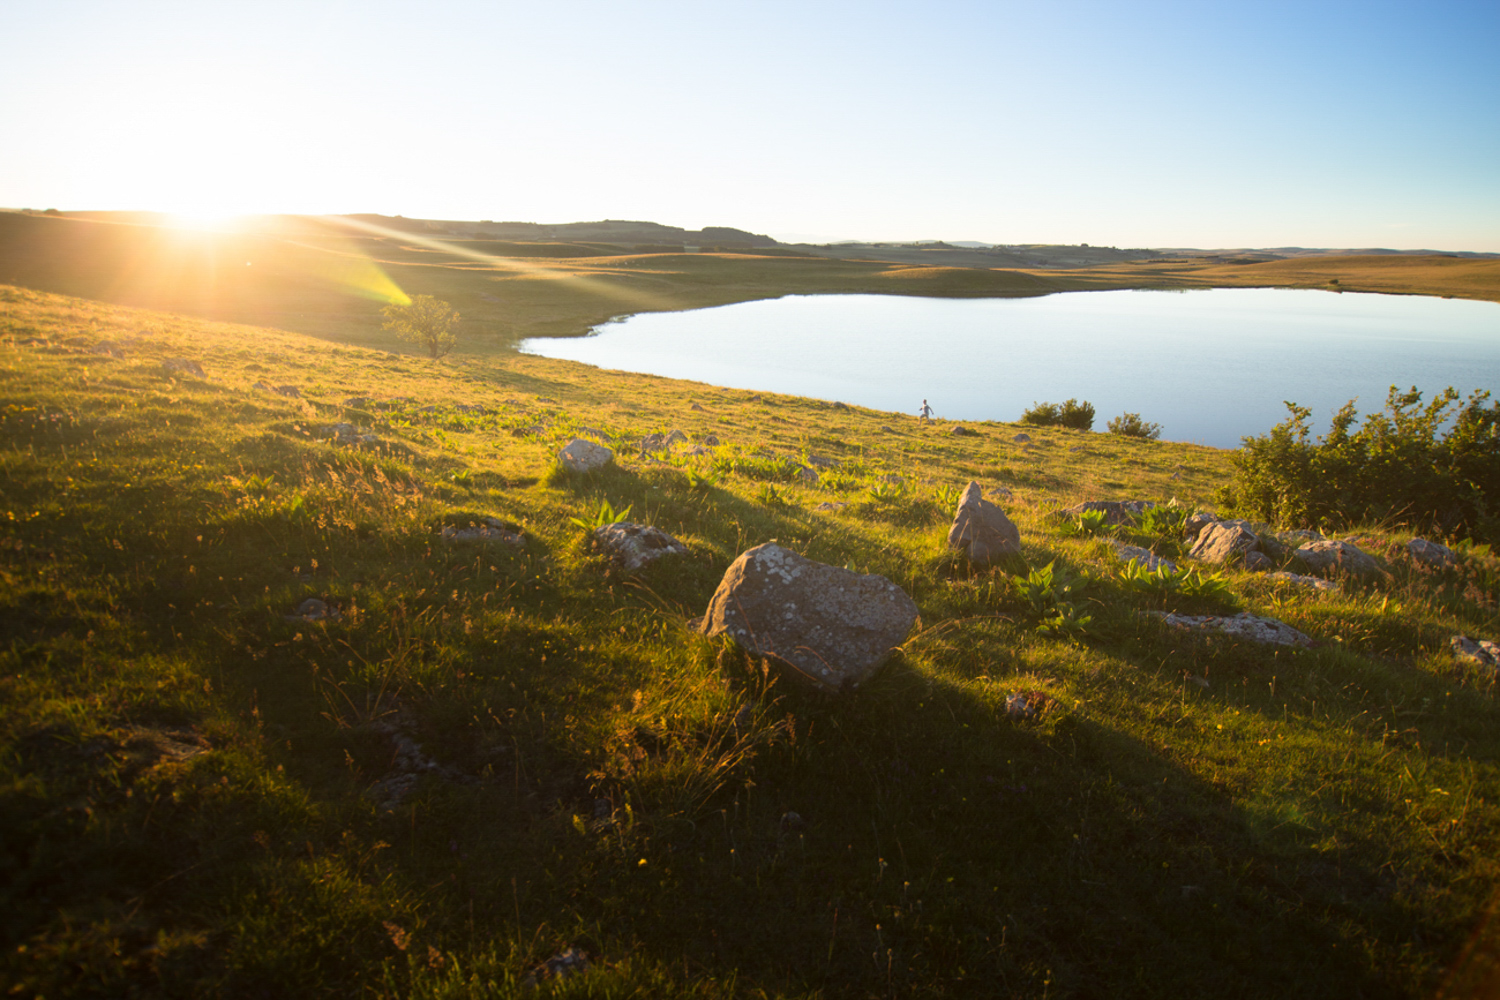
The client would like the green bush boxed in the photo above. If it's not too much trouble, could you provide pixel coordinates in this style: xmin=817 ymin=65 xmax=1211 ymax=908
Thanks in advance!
xmin=1020 ymin=398 xmax=1095 ymax=430
xmin=1107 ymin=412 xmax=1162 ymax=440
xmin=1216 ymin=386 xmax=1500 ymax=543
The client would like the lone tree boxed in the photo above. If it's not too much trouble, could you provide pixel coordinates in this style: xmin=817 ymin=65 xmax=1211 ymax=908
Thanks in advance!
xmin=383 ymin=294 xmax=459 ymax=359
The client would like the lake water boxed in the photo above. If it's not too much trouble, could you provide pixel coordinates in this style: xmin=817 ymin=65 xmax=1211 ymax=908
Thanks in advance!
xmin=519 ymin=288 xmax=1500 ymax=448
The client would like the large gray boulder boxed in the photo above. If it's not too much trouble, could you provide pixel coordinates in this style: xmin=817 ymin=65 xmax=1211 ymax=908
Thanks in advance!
xmin=947 ymin=481 xmax=1021 ymax=564
xmin=559 ymin=438 xmax=613 ymax=474
xmin=592 ymin=522 xmax=686 ymax=574
xmin=1189 ymin=522 xmax=1260 ymax=565
xmin=1295 ymin=540 xmax=1380 ymax=579
xmin=696 ymin=543 xmax=919 ymax=694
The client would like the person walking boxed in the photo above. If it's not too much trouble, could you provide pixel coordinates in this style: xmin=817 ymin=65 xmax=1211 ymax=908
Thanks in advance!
xmin=918 ymin=399 xmax=933 ymax=420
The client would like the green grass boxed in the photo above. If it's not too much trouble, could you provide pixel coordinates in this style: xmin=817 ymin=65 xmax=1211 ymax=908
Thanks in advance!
xmin=1 ymin=284 xmax=1498 ymax=998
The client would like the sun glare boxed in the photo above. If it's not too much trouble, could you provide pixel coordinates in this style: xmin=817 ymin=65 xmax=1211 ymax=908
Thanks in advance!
xmin=163 ymin=208 xmax=246 ymax=231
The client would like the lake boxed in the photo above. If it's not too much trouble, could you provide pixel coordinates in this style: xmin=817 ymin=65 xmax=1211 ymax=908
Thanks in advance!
xmin=519 ymin=288 xmax=1500 ymax=448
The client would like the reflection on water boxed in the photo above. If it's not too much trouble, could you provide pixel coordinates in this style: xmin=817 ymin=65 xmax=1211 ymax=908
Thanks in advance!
xmin=521 ymin=288 xmax=1500 ymax=448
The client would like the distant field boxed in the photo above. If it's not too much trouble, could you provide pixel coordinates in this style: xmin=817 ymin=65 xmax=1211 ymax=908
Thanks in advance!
xmin=1 ymin=212 xmax=1495 ymax=357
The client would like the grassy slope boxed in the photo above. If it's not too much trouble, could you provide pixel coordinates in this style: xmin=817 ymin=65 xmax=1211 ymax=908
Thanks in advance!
xmin=3 ymin=215 xmax=1497 ymax=357
xmin=1 ymin=285 xmax=1497 ymax=998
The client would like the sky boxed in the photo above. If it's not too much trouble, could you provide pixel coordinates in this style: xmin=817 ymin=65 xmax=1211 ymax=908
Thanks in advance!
xmin=2 ymin=0 xmax=1497 ymax=250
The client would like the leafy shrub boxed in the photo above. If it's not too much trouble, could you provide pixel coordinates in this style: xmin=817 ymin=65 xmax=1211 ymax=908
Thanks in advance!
xmin=1021 ymin=398 xmax=1095 ymax=431
xmin=1107 ymin=412 xmax=1162 ymax=440
xmin=1015 ymin=561 xmax=1092 ymax=635
xmin=1137 ymin=503 xmax=1188 ymax=539
xmin=1217 ymin=386 xmax=1500 ymax=544
xmin=1059 ymin=508 xmax=1111 ymax=538
xmin=1116 ymin=561 xmax=1232 ymax=599
xmin=570 ymin=497 xmax=632 ymax=530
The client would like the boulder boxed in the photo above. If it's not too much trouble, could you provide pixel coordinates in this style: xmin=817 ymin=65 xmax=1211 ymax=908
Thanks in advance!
xmin=1012 ymin=433 xmax=1032 ymax=443
xmin=1451 ymin=635 xmax=1500 ymax=669
xmin=1151 ymin=611 xmax=1312 ymax=648
xmin=1189 ymin=522 xmax=1259 ymax=565
xmin=592 ymin=522 xmax=686 ymax=574
xmin=798 ymin=467 xmax=819 ymax=483
xmin=1059 ymin=500 xmax=1156 ymax=526
xmin=1408 ymin=538 xmax=1458 ymax=570
xmin=441 ymin=517 xmax=524 ymax=546
xmin=950 ymin=425 xmax=978 ymax=437
xmin=665 ymin=429 xmax=688 ymax=447
xmin=948 ymin=481 xmax=1022 ymax=564
xmin=1243 ymin=550 xmax=1274 ymax=572
xmin=639 ymin=433 xmax=667 ymax=452
xmin=691 ymin=402 xmax=706 ymax=412
xmin=1111 ymin=541 xmax=1176 ymax=573
xmin=1183 ymin=511 xmax=1219 ymax=540
xmin=703 ymin=434 xmax=720 ymax=446
xmin=559 ymin=438 xmax=613 ymax=474
xmin=695 ymin=543 xmax=918 ymax=694
xmin=1295 ymin=540 xmax=1380 ymax=579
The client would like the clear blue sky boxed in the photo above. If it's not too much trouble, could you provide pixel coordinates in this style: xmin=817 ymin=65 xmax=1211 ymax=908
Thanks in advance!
xmin=2 ymin=0 xmax=1496 ymax=249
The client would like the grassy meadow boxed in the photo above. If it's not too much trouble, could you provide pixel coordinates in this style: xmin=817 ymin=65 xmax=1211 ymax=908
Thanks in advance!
xmin=1 ymin=282 xmax=1498 ymax=998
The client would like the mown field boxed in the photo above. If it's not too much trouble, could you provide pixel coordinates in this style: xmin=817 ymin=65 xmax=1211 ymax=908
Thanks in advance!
xmin=1 ymin=284 xmax=1497 ymax=998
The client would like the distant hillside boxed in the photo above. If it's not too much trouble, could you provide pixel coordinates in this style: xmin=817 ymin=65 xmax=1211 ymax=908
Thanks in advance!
xmin=343 ymin=215 xmax=778 ymax=248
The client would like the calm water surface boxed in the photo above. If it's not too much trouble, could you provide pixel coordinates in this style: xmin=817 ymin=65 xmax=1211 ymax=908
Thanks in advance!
xmin=520 ymin=289 xmax=1500 ymax=448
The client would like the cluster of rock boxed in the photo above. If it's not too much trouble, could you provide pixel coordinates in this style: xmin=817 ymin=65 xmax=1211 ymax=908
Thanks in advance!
xmin=1451 ymin=636 xmax=1500 ymax=670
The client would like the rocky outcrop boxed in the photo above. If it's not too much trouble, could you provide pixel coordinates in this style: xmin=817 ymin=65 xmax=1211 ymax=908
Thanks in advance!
xmin=592 ymin=522 xmax=686 ymax=574
xmin=1189 ymin=522 xmax=1260 ymax=565
xmin=1059 ymin=500 xmax=1155 ymax=526
xmin=1151 ymin=611 xmax=1312 ymax=648
xmin=1295 ymin=540 xmax=1380 ymax=579
xmin=1408 ymin=538 xmax=1458 ymax=570
xmin=947 ymin=482 xmax=1021 ymax=564
xmin=695 ymin=543 xmax=919 ymax=694
xmin=559 ymin=438 xmax=613 ymax=474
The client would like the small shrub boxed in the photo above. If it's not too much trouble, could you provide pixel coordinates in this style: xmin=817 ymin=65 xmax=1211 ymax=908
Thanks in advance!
xmin=1217 ymin=386 xmax=1500 ymax=544
xmin=570 ymin=497 xmax=632 ymax=530
xmin=1137 ymin=503 xmax=1188 ymax=539
xmin=1107 ymin=412 xmax=1162 ymax=440
xmin=1021 ymin=398 xmax=1095 ymax=431
xmin=1059 ymin=508 xmax=1111 ymax=538
xmin=933 ymin=484 xmax=963 ymax=509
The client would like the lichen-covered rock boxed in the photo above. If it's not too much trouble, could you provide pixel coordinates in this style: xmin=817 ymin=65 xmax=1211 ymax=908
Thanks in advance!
xmin=441 ymin=517 xmax=524 ymax=546
xmin=1295 ymin=540 xmax=1380 ymax=579
xmin=1265 ymin=571 xmax=1339 ymax=592
xmin=695 ymin=543 xmax=918 ymax=694
xmin=1151 ymin=611 xmax=1312 ymax=648
xmin=1408 ymin=538 xmax=1458 ymax=570
xmin=1059 ymin=500 xmax=1155 ymax=526
xmin=1111 ymin=541 xmax=1176 ymax=573
xmin=1189 ymin=522 xmax=1260 ymax=564
xmin=559 ymin=438 xmax=613 ymax=474
xmin=948 ymin=481 xmax=1021 ymax=564
xmin=592 ymin=522 xmax=686 ymax=574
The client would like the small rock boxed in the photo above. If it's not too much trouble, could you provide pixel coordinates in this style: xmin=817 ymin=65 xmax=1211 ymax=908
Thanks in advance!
xmin=535 ymin=397 xmax=557 ymax=404
xmin=666 ymin=429 xmax=688 ymax=446
xmin=1408 ymin=538 xmax=1458 ymax=570
xmin=1004 ymin=690 xmax=1054 ymax=721
xmin=639 ymin=432 xmax=667 ymax=452
xmin=950 ymin=425 xmax=978 ymax=437
xmin=558 ymin=438 xmax=613 ymax=474
xmin=1183 ymin=511 xmax=1218 ymax=539
xmin=695 ymin=543 xmax=919 ymax=694
xmin=948 ymin=481 xmax=1022 ymax=564
xmin=592 ymin=522 xmax=687 ymax=574
xmin=880 ymin=425 xmax=896 ymax=433
xmin=805 ymin=454 xmax=836 ymax=468
xmin=1265 ymin=571 xmax=1339 ymax=592
xmin=343 ymin=396 xmax=372 ymax=408
xmin=441 ymin=517 xmax=524 ymax=546
xmin=163 ymin=357 xmax=205 ymax=377
xmin=1295 ymin=540 xmax=1380 ymax=579
xmin=274 ymin=385 xmax=301 ymax=398
xmin=691 ymin=402 xmax=706 ymax=412
xmin=831 ymin=401 xmax=849 ymax=410
xmin=703 ymin=434 xmax=720 ymax=446
xmin=813 ymin=501 xmax=848 ymax=512
xmin=1111 ymin=541 xmax=1176 ymax=573
xmin=285 ymin=598 xmax=339 ymax=623
xmin=92 ymin=340 xmax=125 ymax=357
xmin=1151 ymin=611 xmax=1312 ymax=648
xmin=877 ymin=473 xmax=904 ymax=484
xmin=988 ymin=486 xmax=1013 ymax=499
xmin=523 ymin=947 xmax=590 ymax=989
xmin=1013 ymin=433 xmax=1032 ymax=443
xmin=779 ymin=811 xmax=807 ymax=835
xmin=799 ymin=467 xmax=819 ymax=483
